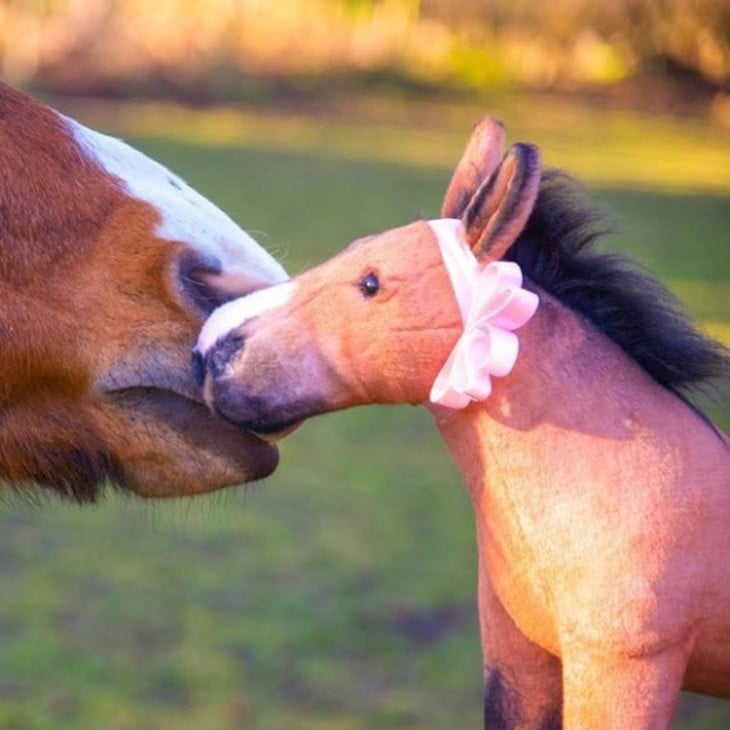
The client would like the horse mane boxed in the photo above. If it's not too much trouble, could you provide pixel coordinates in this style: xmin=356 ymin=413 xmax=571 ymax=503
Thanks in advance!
xmin=507 ymin=169 xmax=730 ymax=398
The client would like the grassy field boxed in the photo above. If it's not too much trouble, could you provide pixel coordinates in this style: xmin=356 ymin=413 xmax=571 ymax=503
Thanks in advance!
xmin=0 ymin=92 xmax=728 ymax=729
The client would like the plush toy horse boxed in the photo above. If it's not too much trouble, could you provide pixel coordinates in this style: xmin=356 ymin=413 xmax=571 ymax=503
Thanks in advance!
xmin=194 ymin=117 xmax=730 ymax=728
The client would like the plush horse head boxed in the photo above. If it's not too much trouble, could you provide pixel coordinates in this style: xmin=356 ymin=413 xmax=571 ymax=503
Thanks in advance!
xmin=0 ymin=82 xmax=287 ymax=501
xmin=193 ymin=118 xmax=543 ymax=431
xmin=195 ymin=116 xmax=730 ymax=726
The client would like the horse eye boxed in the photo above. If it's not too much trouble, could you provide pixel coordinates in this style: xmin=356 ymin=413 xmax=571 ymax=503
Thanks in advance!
xmin=360 ymin=272 xmax=380 ymax=298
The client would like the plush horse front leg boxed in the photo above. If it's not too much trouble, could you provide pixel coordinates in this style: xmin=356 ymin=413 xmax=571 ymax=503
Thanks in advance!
xmin=479 ymin=568 xmax=562 ymax=729
xmin=560 ymin=640 xmax=691 ymax=729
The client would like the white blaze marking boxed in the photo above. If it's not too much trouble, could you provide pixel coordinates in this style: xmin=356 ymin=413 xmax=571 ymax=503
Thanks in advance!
xmin=196 ymin=282 xmax=296 ymax=355
xmin=64 ymin=115 xmax=287 ymax=285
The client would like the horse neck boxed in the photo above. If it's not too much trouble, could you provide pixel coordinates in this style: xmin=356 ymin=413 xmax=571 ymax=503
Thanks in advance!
xmin=429 ymin=286 xmax=729 ymax=655
xmin=426 ymin=288 xmax=619 ymax=652
xmin=428 ymin=285 xmax=682 ymax=508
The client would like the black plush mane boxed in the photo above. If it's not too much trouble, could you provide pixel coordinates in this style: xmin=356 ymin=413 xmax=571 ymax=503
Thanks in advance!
xmin=507 ymin=170 xmax=729 ymax=398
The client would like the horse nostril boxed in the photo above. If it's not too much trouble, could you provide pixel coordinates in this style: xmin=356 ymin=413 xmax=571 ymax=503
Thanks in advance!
xmin=191 ymin=349 xmax=206 ymax=389
xmin=206 ymin=333 xmax=245 ymax=380
xmin=176 ymin=249 xmax=272 ymax=317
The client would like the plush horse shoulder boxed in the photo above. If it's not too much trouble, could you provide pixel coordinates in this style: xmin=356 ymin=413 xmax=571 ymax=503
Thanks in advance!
xmin=195 ymin=116 xmax=730 ymax=728
xmin=0 ymin=82 xmax=286 ymax=501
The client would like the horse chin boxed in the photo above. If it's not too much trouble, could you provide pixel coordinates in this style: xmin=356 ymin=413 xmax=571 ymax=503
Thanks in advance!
xmin=206 ymin=379 xmax=320 ymax=440
xmin=215 ymin=407 xmax=304 ymax=441
xmin=105 ymin=387 xmax=279 ymax=496
xmin=252 ymin=422 xmax=302 ymax=443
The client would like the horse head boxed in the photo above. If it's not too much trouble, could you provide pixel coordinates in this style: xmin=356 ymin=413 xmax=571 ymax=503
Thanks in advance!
xmin=194 ymin=117 xmax=542 ymax=432
xmin=0 ymin=83 xmax=286 ymax=501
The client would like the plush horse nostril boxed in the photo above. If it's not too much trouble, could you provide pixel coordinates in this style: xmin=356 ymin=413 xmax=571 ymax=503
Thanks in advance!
xmin=191 ymin=349 xmax=206 ymax=389
xmin=206 ymin=333 xmax=245 ymax=379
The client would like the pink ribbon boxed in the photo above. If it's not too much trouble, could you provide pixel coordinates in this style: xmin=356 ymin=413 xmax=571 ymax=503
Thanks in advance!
xmin=428 ymin=219 xmax=539 ymax=410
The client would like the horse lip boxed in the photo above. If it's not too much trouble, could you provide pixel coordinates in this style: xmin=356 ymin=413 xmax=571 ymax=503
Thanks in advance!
xmin=95 ymin=360 xmax=202 ymax=403
xmin=209 ymin=394 xmax=303 ymax=441
xmin=105 ymin=385 xmax=280 ymax=478
xmin=106 ymin=382 xmax=277 ymax=446
xmin=95 ymin=363 xmax=278 ymax=446
xmin=252 ymin=421 xmax=302 ymax=442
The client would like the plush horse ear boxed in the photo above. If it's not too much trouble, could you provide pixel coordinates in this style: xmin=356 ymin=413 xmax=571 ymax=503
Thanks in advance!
xmin=461 ymin=142 xmax=541 ymax=263
xmin=441 ymin=117 xmax=506 ymax=219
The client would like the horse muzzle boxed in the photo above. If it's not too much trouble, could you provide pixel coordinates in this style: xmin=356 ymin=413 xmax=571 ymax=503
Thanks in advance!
xmin=192 ymin=331 xmax=312 ymax=438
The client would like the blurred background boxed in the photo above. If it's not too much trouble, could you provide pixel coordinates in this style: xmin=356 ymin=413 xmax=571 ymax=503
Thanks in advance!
xmin=1 ymin=1 xmax=728 ymax=728
xmin=1 ymin=0 xmax=729 ymax=108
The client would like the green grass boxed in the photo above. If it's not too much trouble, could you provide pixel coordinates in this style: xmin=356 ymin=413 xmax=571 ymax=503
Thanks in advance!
xmin=1 ymin=94 xmax=728 ymax=728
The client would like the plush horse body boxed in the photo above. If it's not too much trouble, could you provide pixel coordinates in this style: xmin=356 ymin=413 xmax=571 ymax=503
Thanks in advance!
xmin=195 ymin=118 xmax=729 ymax=727
xmin=0 ymin=82 xmax=286 ymax=500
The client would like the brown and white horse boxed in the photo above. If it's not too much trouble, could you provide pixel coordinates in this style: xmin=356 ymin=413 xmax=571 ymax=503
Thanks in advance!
xmin=0 ymin=82 xmax=287 ymax=502
xmin=194 ymin=118 xmax=730 ymax=727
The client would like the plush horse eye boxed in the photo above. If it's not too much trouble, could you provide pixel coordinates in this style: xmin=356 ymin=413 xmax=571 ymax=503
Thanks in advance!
xmin=360 ymin=272 xmax=380 ymax=298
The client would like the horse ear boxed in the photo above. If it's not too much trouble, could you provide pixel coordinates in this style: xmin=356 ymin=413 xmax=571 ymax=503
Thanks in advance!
xmin=462 ymin=143 xmax=541 ymax=263
xmin=441 ymin=117 xmax=506 ymax=219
